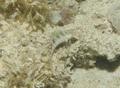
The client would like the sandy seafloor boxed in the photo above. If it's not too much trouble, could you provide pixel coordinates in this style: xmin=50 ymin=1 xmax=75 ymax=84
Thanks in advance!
xmin=68 ymin=0 xmax=120 ymax=88
xmin=1 ymin=0 xmax=120 ymax=88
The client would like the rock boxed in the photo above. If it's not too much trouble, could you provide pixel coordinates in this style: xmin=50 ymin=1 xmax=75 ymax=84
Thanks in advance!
xmin=107 ymin=1 xmax=120 ymax=34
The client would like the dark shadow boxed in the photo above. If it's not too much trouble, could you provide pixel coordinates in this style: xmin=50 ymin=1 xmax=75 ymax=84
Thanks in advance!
xmin=95 ymin=55 xmax=120 ymax=72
